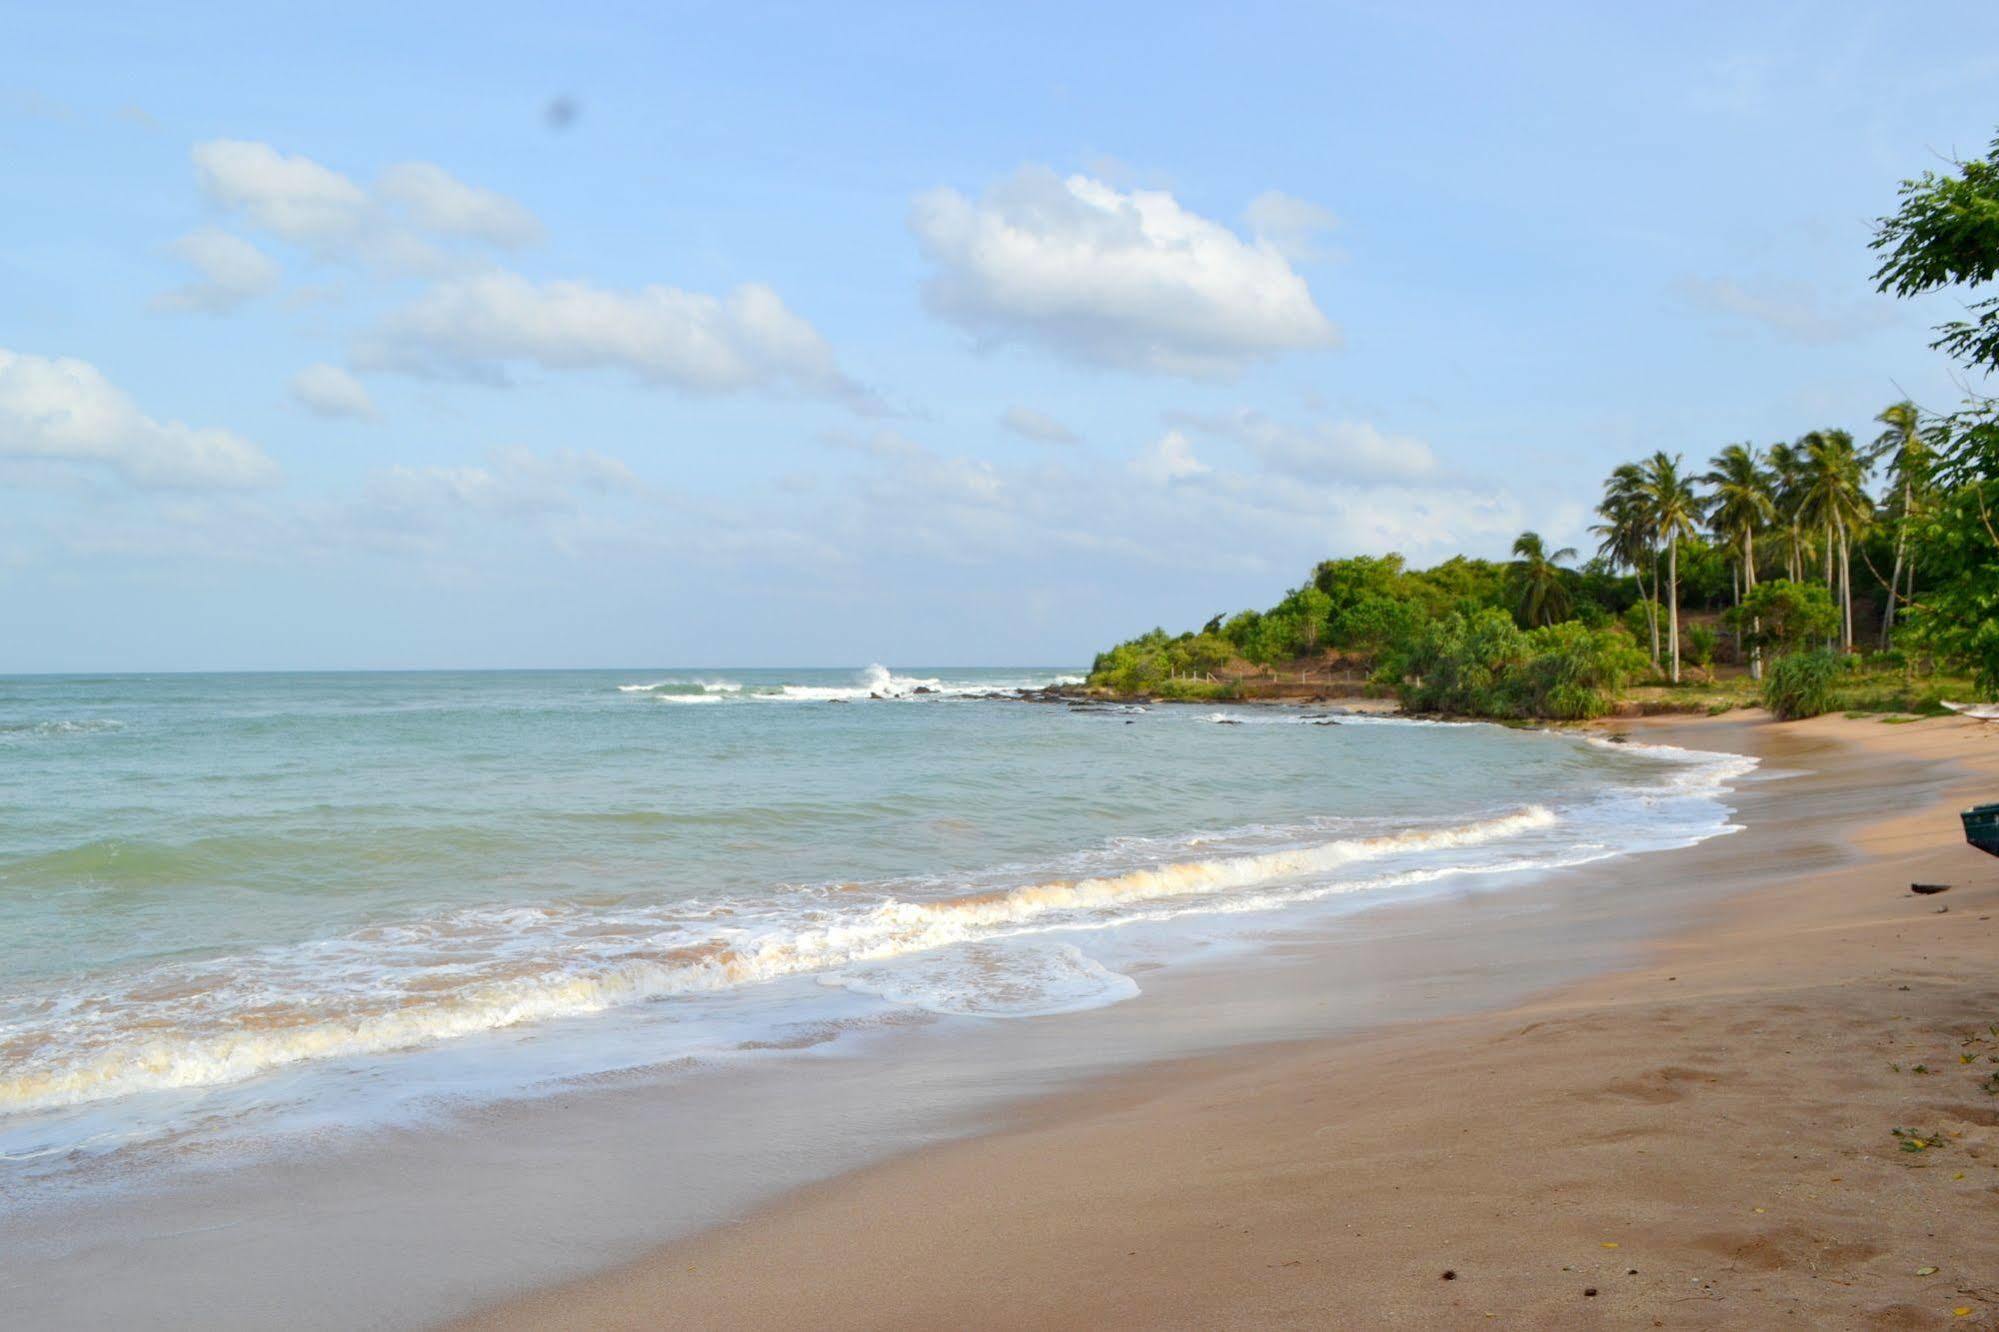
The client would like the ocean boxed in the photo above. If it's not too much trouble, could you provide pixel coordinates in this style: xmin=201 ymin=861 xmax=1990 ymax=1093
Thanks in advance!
xmin=0 ymin=667 xmax=1752 ymax=1195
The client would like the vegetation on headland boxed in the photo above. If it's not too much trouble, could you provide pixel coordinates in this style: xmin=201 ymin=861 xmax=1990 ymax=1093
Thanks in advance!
xmin=1088 ymin=131 xmax=1999 ymax=722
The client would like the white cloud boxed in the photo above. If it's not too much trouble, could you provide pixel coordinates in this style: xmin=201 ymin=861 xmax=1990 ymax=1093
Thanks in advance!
xmin=193 ymin=140 xmax=369 ymax=247
xmin=152 ymin=228 xmax=281 ymax=314
xmin=189 ymin=139 xmax=541 ymax=271
xmin=358 ymin=271 xmax=863 ymax=403
xmin=367 ymin=445 xmax=641 ymax=519
xmin=910 ymin=167 xmax=1338 ymax=377
xmin=375 ymin=162 xmax=543 ymax=247
xmin=1242 ymin=191 xmax=1338 ymax=262
xmin=998 ymin=404 xmax=1078 ymax=445
xmin=0 ymin=348 xmax=278 ymax=489
xmin=1129 ymin=429 xmax=1211 ymax=485
xmin=1673 ymin=274 xmax=1897 ymax=345
xmin=1174 ymin=409 xmax=1437 ymax=484
xmin=289 ymin=363 xmax=377 ymax=420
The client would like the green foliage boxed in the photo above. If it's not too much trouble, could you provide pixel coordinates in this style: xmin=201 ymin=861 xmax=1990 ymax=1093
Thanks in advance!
xmin=1621 ymin=598 xmax=1663 ymax=647
xmin=1089 ymin=628 xmax=1240 ymax=695
xmin=1872 ymin=132 xmax=1999 ymax=376
xmin=1392 ymin=609 xmax=1643 ymax=720
xmin=1684 ymin=624 xmax=1717 ymax=669
xmin=1508 ymin=621 xmax=1650 ymax=719
xmin=1903 ymin=476 xmax=1999 ymax=695
xmin=1509 ymin=531 xmax=1578 ymax=626
xmin=1762 ymin=649 xmax=1841 ymax=721
xmin=1729 ymin=580 xmax=1839 ymax=654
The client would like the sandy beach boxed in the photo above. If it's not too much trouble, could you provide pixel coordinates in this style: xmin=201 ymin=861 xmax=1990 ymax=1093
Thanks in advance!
xmin=463 ymin=711 xmax=1999 ymax=1330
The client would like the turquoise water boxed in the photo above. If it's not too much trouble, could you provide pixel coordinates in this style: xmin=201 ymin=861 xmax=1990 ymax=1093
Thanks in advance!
xmin=0 ymin=667 xmax=1750 ymax=1174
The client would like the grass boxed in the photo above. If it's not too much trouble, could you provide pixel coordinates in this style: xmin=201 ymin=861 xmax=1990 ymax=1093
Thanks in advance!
xmin=1623 ymin=665 xmax=1975 ymax=719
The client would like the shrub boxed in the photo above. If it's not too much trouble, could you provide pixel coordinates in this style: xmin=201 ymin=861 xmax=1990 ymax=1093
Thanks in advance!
xmin=1510 ymin=622 xmax=1649 ymax=720
xmin=1763 ymin=649 xmax=1841 ymax=720
xmin=1392 ymin=611 xmax=1641 ymax=720
xmin=1684 ymin=624 xmax=1717 ymax=669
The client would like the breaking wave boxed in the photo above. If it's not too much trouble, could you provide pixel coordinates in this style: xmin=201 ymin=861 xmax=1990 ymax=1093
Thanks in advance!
xmin=0 ymin=807 xmax=1561 ymax=1116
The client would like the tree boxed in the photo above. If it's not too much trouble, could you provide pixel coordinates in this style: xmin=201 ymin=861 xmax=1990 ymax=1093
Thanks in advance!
xmin=1901 ymin=423 xmax=1999 ymax=693
xmin=1872 ymin=129 xmax=1999 ymax=695
xmin=1642 ymin=451 xmax=1700 ymax=683
xmin=1868 ymin=401 xmax=1938 ymax=645
xmin=1766 ymin=440 xmax=1813 ymax=584
xmin=1509 ymin=531 xmax=1578 ymax=627
xmin=1702 ymin=443 xmax=1776 ymax=678
xmin=1872 ymin=132 xmax=1999 ymax=378
xmin=1794 ymin=429 xmax=1871 ymax=649
xmin=1593 ymin=464 xmax=1659 ymax=669
xmin=1729 ymin=580 xmax=1840 ymax=658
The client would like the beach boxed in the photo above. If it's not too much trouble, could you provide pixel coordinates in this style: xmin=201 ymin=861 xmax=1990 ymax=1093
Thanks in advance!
xmin=463 ymin=712 xmax=1999 ymax=1330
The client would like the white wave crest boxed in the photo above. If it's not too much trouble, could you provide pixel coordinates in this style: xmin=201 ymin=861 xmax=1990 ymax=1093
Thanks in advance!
xmin=0 ymin=807 xmax=1554 ymax=1117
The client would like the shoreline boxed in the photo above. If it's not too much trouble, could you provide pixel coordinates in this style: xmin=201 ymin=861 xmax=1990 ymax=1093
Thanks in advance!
xmin=462 ymin=712 xmax=1999 ymax=1329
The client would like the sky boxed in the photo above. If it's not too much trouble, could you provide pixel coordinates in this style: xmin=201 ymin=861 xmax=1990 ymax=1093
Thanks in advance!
xmin=4 ymin=1 xmax=1998 ymax=671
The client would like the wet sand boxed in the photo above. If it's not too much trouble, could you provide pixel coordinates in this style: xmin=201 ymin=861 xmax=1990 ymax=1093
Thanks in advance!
xmin=464 ymin=713 xmax=1999 ymax=1330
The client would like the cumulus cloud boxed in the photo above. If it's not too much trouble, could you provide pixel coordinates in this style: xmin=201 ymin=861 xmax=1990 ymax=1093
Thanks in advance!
xmin=366 ymin=445 xmax=642 ymax=519
xmin=1673 ymin=274 xmax=1896 ymax=345
xmin=0 ymin=348 xmax=278 ymax=489
xmin=1241 ymin=191 xmax=1338 ymax=261
xmin=289 ymin=363 xmax=377 ymax=420
xmin=910 ymin=167 xmax=1338 ymax=377
xmin=151 ymin=227 xmax=281 ymax=314
xmin=193 ymin=140 xmax=369 ymax=246
xmin=375 ymin=162 xmax=543 ymax=247
xmin=1129 ymin=429 xmax=1211 ymax=485
xmin=1172 ymin=408 xmax=1437 ymax=484
xmin=189 ymin=139 xmax=541 ymax=271
xmin=998 ymin=404 xmax=1078 ymax=445
xmin=357 ymin=271 xmax=865 ymax=404
xmin=801 ymin=424 xmax=1529 ymax=579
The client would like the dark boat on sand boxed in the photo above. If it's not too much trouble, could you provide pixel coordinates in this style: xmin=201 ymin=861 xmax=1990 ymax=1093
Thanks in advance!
xmin=1963 ymin=802 xmax=1999 ymax=857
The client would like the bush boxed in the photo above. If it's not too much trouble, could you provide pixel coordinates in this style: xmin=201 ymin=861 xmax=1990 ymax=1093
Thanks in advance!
xmin=1392 ymin=610 xmax=1642 ymax=720
xmin=1511 ymin=622 xmax=1649 ymax=719
xmin=1730 ymin=580 xmax=1838 ymax=656
xmin=1762 ymin=649 xmax=1841 ymax=720
xmin=1684 ymin=624 xmax=1717 ymax=669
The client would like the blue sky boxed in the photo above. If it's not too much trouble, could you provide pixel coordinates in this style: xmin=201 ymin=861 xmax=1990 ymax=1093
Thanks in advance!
xmin=4 ymin=1 xmax=1996 ymax=670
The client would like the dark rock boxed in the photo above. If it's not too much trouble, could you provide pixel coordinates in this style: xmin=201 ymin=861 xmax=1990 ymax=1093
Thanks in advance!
xmin=1911 ymin=882 xmax=1951 ymax=895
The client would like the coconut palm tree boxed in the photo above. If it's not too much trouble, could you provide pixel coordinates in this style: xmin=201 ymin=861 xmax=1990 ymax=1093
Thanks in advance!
xmin=1766 ymin=440 xmax=1813 ymax=585
xmin=1868 ymin=401 xmax=1937 ymax=646
xmin=1511 ymin=531 xmax=1579 ymax=627
xmin=1642 ymin=452 xmax=1701 ymax=683
xmin=1702 ymin=443 xmax=1776 ymax=678
xmin=1593 ymin=464 xmax=1659 ymax=668
xmin=1796 ymin=429 xmax=1871 ymax=649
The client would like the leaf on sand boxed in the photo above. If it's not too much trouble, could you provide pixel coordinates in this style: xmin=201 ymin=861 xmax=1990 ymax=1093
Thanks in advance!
xmin=1917 ymin=1266 xmax=1939 ymax=1276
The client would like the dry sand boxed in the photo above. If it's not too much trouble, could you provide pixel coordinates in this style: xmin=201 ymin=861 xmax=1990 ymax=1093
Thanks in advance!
xmin=464 ymin=712 xmax=1999 ymax=1330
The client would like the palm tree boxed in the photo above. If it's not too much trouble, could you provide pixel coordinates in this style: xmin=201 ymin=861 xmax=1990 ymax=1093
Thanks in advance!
xmin=1767 ymin=441 xmax=1813 ymax=585
xmin=1511 ymin=531 xmax=1578 ymax=626
xmin=1796 ymin=429 xmax=1871 ymax=650
xmin=1702 ymin=443 xmax=1776 ymax=678
xmin=1593 ymin=464 xmax=1658 ymax=668
xmin=1642 ymin=452 xmax=1701 ymax=683
xmin=1868 ymin=401 xmax=1936 ymax=646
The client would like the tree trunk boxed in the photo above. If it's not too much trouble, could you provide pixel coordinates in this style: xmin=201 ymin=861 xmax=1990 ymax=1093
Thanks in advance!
xmin=1839 ymin=530 xmax=1853 ymax=651
xmin=1667 ymin=535 xmax=1681 ymax=685
xmin=1745 ymin=527 xmax=1762 ymax=681
xmin=1643 ymin=552 xmax=1660 ymax=669
xmin=1882 ymin=476 xmax=1910 ymax=647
